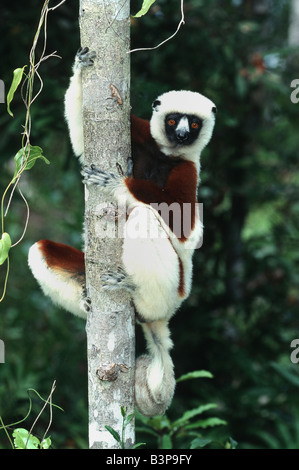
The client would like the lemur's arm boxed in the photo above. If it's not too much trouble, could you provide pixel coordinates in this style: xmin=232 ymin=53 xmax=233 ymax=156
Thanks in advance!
xmin=82 ymin=159 xmax=198 ymax=208
xmin=64 ymin=47 xmax=95 ymax=162
xmin=82 ymin=159 xmax=199 ymax=244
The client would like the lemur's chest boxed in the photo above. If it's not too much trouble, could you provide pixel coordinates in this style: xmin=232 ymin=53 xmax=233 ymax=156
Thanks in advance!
xmin=132 ymin=141 xmax=183 ymax=188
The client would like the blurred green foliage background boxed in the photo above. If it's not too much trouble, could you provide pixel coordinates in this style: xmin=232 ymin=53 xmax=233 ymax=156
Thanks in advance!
xmin=0 ymin=0 xmax=299 ymax=449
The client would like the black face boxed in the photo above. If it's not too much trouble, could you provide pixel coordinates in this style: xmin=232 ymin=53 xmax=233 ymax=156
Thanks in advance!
xmin=165 ymin=113 xmax=202 ymax=146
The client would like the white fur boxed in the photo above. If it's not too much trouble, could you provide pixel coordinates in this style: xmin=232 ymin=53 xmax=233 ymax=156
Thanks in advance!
xmin=28 ymin=243 xmax=86 ymax=319
xmin=102 ymin=174 xmax=203 ymax=311
xmin=176 ymin=116 xmax=190 ymax=134
xmin=122 ymin=205 xmax=181 ymax=322
xmin=89 ymin=174 xmax=203 ymax=324
xmin=64 ymin=61 xmax=85 ymax=161
xmin=135 ymin=320 xmax=175 ymax=416
xmin=142 ymin=320 xmax=173 ymax=390
xmin=150 ymin=90 xmax=216 ymax=164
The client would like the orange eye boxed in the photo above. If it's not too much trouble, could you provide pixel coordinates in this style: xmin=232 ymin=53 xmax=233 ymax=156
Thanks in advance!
xmin=191 ymin=122 xmax=199 ymax=129
xmin=168 ymin=119 xmax=176 ymax=126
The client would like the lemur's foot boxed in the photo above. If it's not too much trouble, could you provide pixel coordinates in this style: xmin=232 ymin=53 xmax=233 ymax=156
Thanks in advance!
xmin=82 ymin=164 xmax=119 ymax=190
xmin=76 ymin=46 xmax=96 ymax=67
xmin=101 ymin=267 xmax=136 ymax=293
xmin=80 ymin=286 xmax=92 ymax=314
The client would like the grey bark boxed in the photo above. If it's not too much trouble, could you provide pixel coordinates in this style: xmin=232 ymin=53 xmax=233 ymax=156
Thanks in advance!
xmin=79 ymin=0 xmax=134 ymax=449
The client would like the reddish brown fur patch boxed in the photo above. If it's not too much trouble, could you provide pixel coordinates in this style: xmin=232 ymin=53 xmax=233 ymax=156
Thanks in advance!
xmin=125 ymin=160 xmax=198 ymax=241
xmin=37 ymin=240 xmax=85 ymax=274
xmin=130 ymin=114 xmax=151 ymax=145
xmin=178 ymin=258 xmax=185 ymax=297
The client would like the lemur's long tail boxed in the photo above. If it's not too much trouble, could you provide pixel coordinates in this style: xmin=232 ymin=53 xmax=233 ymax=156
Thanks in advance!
xmin=135 ymin=320 xmax=175 ymax=416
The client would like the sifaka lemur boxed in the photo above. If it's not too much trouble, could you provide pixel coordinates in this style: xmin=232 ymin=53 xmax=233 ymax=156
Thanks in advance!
xmin=28 ymin=47 xmax=216 ymax=416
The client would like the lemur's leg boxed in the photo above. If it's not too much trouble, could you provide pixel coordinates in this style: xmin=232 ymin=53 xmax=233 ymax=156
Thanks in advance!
xmin=100 ymin=267 xmax=136 ymax=293
xmin=28 ymin=240 xmax=89 ymax=319
xmin=64 ymin=47 xmax=96 ymax=161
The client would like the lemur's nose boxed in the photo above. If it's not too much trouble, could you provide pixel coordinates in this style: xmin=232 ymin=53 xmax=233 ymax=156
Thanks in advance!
xmin=176 ymin=130 xmax=190 ymax=142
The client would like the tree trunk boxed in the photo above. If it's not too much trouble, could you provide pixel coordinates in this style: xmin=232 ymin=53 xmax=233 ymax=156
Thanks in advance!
xmin=78 ymin=0 xmax=134 ymax=449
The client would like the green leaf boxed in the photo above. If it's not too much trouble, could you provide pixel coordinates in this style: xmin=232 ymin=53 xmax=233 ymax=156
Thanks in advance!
xmin=124 ymin=413 xmax=134 ymax=427
xmin=173 ymin=404 xmax=218 ymax=428
xmin=134 ymin=425 xmax=159 ymax=438
xmin=270 ymin=362 xmax=299 ymax=388
xmin=176 ymin=370 xmax=213 ymax=383
xmin=133 ymin=0 xmax=156 ymax=17
xmin=105 ymin=425 xmax=121 ymax=443
xmin=40 ymin=436 xmax=52 ymax=449
xmin=190 ymin=437 xmax=212 ymax=449
xmin=13 ymin=145 xmax=50 ymax=180
xmin=161 ymin=433 xmax=172 ymax=449
xmin=225 ymin=437 xmax=238 ymax=449
xmin=185 ymin=417 xmax=227 ymax=430
xmin=0 ymin=233 xmax=11 ymax=265
xmin=132 ymin=442 xmax=146 ymax=449
xmin=13 ymin=428 xmax=40 ymax=449
xmin=7 ymin=66 xmax=27 ymax=117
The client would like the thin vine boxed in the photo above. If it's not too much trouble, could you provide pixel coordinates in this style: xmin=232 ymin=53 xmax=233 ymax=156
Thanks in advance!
xmin=0 ymin=0 xmax=65 ymax=302
xmin=0 ymin=381 xmax=63 ymax=449
xmin=129 ymin=0 xmax=185 ymax=54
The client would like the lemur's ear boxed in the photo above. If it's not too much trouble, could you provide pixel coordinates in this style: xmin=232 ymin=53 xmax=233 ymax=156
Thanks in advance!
xmin=152 ymin=99 xmax=161 ymax=111
xmin=212 ymin=106 xmax=217 ymax=114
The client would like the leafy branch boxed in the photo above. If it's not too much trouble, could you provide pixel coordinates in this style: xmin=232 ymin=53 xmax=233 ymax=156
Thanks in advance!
xmin=0 ymin=0 xmax=65 ymax=302
xmin=105 ymin=406 xmax=145 ymax=449
xmin=135 ymin=370 xmax=232 ymax=449
xmin=0 ymin=381 xmax=63 ymax=449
